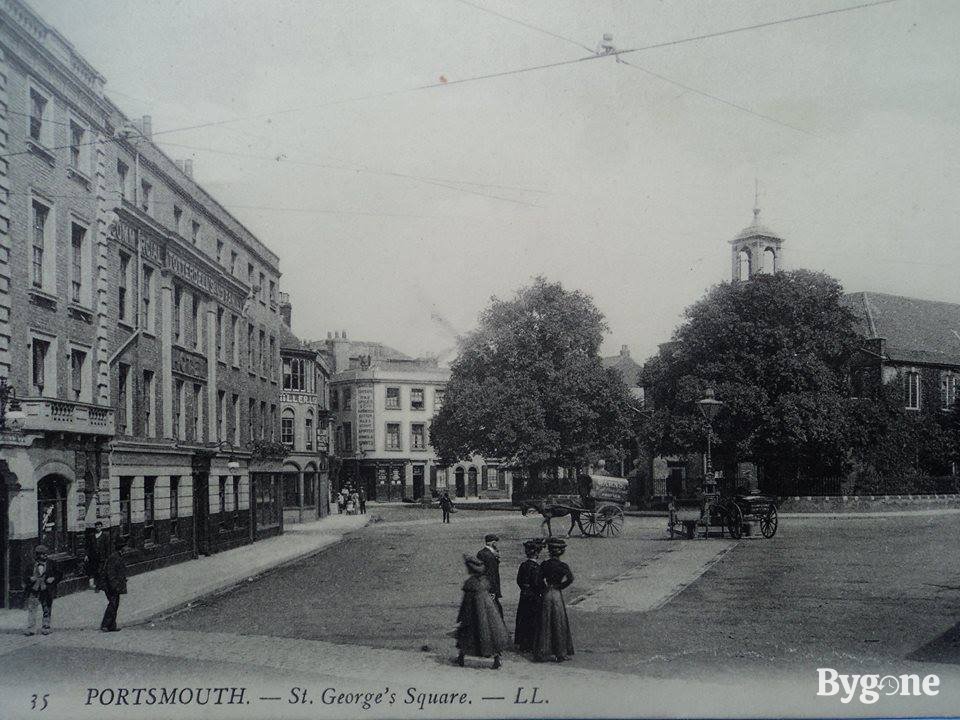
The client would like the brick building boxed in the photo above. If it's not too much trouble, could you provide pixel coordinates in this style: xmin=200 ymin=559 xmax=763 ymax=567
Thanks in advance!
xmin=0 ymin=0 xmax=284 ymax=607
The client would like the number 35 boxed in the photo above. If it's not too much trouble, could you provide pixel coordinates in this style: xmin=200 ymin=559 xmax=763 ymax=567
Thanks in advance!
xmin=31 ymin=693 xmax=49 ymax=711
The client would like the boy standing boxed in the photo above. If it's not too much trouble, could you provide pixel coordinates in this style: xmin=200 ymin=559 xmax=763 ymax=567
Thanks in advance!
xmin=23 ymin=545 xmax=59 ymax=636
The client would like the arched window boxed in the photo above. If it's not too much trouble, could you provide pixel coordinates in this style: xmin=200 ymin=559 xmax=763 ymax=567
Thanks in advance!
xmin=37 ymin=476 xmax=69 ymax=554
xmin=737 ymin=248 xmax=751 ymax=280
xmin=763 ymin=247 xmax=777 ymax=273
xmin=305 ymin=410 xmax=314 ymax=452
xmin=281 ymin=408 xmax=295 ymax=447
xmin=454 ymin=467 xmax=466 ymax=498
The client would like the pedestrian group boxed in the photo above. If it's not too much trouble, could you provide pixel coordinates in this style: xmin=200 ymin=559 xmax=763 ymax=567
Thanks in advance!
xmin=454 ymin=533 xmax=574 ymax=669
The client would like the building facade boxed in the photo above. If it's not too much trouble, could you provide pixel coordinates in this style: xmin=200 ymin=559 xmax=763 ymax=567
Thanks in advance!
xmin=318 ymin=333 xmax=511 ymax=502
xmin=279 ymin=295 xmax=332 ymax=524
xmin=0 ymin=0 xmax=284 ymax=607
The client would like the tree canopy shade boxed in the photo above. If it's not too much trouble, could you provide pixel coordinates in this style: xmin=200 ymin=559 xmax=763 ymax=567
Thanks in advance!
xmin=430 ymin=278 xmax=633 ymax=475
xmin=641 ymin=270 xmax=863 ymax=479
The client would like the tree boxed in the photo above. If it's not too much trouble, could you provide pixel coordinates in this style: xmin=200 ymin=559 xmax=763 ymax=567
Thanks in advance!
xmin=641 ymin=270 xmax=862 ymax=479
xmin=431 ymin=278 xmax=633 ymax=477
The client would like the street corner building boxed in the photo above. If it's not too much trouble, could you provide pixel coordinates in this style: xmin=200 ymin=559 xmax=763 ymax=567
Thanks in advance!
xmin=0 ymin=0 xmax=290 ymax=608
xmin=315 ymin=333 xmax=513 ymax=503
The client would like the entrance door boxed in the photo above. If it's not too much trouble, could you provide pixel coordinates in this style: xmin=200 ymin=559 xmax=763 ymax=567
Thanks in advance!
xmin=412 ymin=466 xmax=425 ymax=500
xmin=455 ymin=468 xmax=465 ymax=498
xmin=193 ymin=472 xmax=209 ymax=555
xmin=467 ymin=467 xmax=478 ymax=497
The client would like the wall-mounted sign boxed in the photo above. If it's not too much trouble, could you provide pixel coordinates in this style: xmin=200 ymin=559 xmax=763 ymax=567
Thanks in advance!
xmin=167 ymin=248 xmax=244 ymax=312
xmin=279 ymin=392 xmax=317 ymax=405
xmin=357 ymin=384 xmax=375 ymax=451
xmin=172 ymin=347 xmax=207 ymax=380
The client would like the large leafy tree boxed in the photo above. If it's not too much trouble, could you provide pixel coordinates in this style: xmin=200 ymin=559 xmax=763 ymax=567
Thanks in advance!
xmin=641 ymin=270 xmax=862 ymax=479
xmin=431 ymin=278 xmax=633 ymax=477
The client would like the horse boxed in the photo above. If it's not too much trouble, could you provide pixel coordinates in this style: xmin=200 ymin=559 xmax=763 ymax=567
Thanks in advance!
xmin=518 ymin=499 xmax=587 ymax=537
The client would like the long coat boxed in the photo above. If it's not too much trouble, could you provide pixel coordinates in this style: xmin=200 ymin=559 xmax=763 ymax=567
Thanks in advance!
xmin=456 ymin=575 xmax=508 ymax=658
xmin=103 ymin=550 xmax=128 ymax=595
xmin=23 ymin=560 xmax=59 ymax=605
xmin=476 ymin=546 xmax=502 ymax=598
xmin=514 ymin=559 xmax=544 ymax=651
xmin=85 ymin=532 xmax=110 ymax=588
xmin=534 ymin=557 xmax=575 ymax=660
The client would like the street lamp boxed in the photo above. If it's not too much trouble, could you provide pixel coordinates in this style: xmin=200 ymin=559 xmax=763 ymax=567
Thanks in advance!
xmin=0 ymin=377 xmax=24 ymax=431
xmin=697 ymin=388 xmax=724 ymax=493
xmin=213 ymin=440 xmax=240 ymax=470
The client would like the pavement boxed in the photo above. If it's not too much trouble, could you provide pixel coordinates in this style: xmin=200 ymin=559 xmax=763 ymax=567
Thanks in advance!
xmin=0 ymin=512 xmax=369 ymax=633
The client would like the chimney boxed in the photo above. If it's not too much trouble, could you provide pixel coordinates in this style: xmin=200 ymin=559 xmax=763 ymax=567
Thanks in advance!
xmin=184 ymin=159 xmax=194 ymax=178
xmin=279 ymin=292 xmax=291 ymax=327
xmin=141 ymin=115 xmax=152 ymax=139
xmin=621 ymin=344 xmax=630 ymax=358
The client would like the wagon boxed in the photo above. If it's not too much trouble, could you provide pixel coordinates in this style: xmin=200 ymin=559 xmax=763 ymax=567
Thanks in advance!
xmin=513 ymin=473 xmax=629 ymax=538
xmin=668 ymin=491 xmax=778 ymax=540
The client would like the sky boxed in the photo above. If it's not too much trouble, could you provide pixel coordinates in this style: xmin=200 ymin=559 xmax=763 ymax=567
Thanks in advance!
xmin=28 ymin=0 xmax=960 ymax=363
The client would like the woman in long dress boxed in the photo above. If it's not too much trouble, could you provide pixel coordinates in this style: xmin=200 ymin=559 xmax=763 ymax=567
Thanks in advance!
xmin=534 ymin=537 xmax=575 ymax=662
xmin=456 ymin=555 xmax=509 ymax=669
xmin=514 ymin=539 xmax=544 ymax=652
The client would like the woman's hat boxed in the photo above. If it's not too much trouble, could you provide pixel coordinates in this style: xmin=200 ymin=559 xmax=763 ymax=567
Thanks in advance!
xmin=522 ymin=539 xmax=543 ymax=551
xmin=34 ymin=544 xmax=49 ymax=556
xmin=484 ymin=533 xmax=499 ymax=543
xmin=463 ymin=554 xmax=485 ymax=573
xmin=546 ymin=537 xmax=567 ymax=550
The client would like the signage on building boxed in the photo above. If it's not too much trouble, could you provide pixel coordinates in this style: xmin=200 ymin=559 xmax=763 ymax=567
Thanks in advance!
xmin=280 ymin=392 xmax=316 ymax=405
xmin=172 ymin=347 xmax=207 ymax=380
xmin=357 ymin=384 xmax=375 ymax=451
xmin=166 ymin=248 xmax=244 ymax=312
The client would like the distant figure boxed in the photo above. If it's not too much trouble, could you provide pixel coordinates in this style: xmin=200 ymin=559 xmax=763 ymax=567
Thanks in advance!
xmin=100 ymin=536 xmax=128 ymax=632
xmin=23 ymin=545 xmax=59 ymax=636
xmin=455 ymin=555 xmax=508 ymax=669
xmin=515 ymin=539 xmax=545 ymax=652
xmin=477 ymin=533 xmax=503 ymax=619
xmin=85 ymin=521 xmax=110 ymax=591
xmin=439 ymin=491 xmax=454 ymax=523
xmin=359 ymin=487 xmax=367 ymax=514
xmin=534 ymin=537 xmax=575 ymax=663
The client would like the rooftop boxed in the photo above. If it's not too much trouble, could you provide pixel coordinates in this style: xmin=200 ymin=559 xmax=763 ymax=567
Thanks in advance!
xmin=601 ymin=345 xmax=642 ymax=386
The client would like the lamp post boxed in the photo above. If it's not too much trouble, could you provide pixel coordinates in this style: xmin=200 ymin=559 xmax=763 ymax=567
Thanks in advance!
xmin=0 ymin=377 xmax=23 ymax=431
xmin=697 ymin=388 xmax=724 ymax=493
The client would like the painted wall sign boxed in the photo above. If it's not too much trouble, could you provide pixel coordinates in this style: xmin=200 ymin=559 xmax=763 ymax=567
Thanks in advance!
xmin=357 ymin=384 xmax=375 ymax=451
xmin=172 ymin=346 xmax=208 ymax=380
xmin=279 ymin=392 xmax=317 ymax=405
xmin=166 ymin=248 xmax=244 ymax=311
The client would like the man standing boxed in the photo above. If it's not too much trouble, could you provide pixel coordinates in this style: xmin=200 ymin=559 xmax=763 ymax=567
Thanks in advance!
xmin=439 ymin=491 xmax=453 ymax=523
xmin=477 ymin=533 xmax=503 ymax=618
xmin=85 ymin=521 xmax=109 ymax=591
xmin=100 ymin=537 xmax=128 ymax=632
xmin=23 ymin=545 xmax=59 ymax=636
xmin=358 ymin=487 xmax=367 ymax=514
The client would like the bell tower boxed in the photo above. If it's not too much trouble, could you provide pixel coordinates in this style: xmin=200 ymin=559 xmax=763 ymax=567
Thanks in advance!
xmin=730 ymin=189 xmax=785 ymax=282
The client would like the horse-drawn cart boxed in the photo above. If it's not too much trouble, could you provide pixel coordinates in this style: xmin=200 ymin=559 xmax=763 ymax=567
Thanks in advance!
xmin=514 ymin=474 xmax=629 ymax=538
xmin=668 ymin=491 xmax=778 ymax=540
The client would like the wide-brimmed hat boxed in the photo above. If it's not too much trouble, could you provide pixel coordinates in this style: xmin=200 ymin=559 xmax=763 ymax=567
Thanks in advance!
xmin=463 ymin=554 xmax=485 ymax=573
xmin=523 ymin=539 xmax=544 ymax=552
xmin=34 ymin=544 xmax=49 ymax=556
xmin=484 ymin=533 xmax=500 ymax=543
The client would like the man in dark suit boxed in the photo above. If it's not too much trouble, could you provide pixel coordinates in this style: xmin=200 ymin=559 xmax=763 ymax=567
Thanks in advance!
xmin=23 ymin=545 xmax=59 ymax=635
xmin=85 ymin=521 xmax=110 ymax=591
xmin=100 ymin=536 xmax=128 ymax=632
xmin=477 ymin=533 xmax=503 ymax=618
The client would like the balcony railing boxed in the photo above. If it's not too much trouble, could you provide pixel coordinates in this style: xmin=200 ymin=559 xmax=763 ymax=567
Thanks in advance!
xmin=17 ymin=398 xmax=115 ymax=436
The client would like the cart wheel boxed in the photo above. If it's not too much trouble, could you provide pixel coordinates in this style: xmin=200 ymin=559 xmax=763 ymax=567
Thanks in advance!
xmin=760 ymin=504 xmax=778 ymax=538
xmin=601 ymin=506 xmax=624 ymax=538
xmin=726 ymin=503 xmax=743 ymax=540
xmin=582 ymin=512 xmax=601 ymax=537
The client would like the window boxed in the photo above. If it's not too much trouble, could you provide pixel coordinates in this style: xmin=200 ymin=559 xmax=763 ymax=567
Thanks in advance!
xmin=942 ymin=372 xmax=957 ymax=409
xmin=386 ymin=387 xmax=400 ymax=409
xmin=259 ymin=273 xmax=266 ymax=303
xmin=70 ymin=223 xmax=86 ymax=304
xmin=69 ymin=347 xmax=89 ymax=402
xmin=305 ymin=415 xmax=314 ymax=451
xmin=260 ymin=401 xmax=267 ymax=440
xmin=193 ymin=383 xmax=204 ymax=442
xmin=230 ymin=250 xmax=238 ymax=276
xmin=434 ymin=389 xmax=445 ymax=412
xmin=231 ymin=315 xmax=240 ymax=366
xmin=342 ymin=422 xmax=353 ymax=452
xmin=386 ymin=423 xmax=402 ymax=450
xmin=144 ymin=477 xmax=156 ymax=544
xmin=283 ymin=357 xmax=305 ymax=390
xmin=191 ymin=220 xmax=200 ymax=245
xmin=37 ymin=477 xmax=68 ymax=554
xmin=270 ymin=404 xmax=277 ymax=441
xmin=142 ymin=265 xmax=155 ymax=333
xmin=216 ymin=239 xmax=223 ymax=264
xmin=411 ymin=423 xmax=426 ymax=450
xmin=410 ymin=388 xmax=424 ymax=410
xmin=343 ymin=387 xmax=352 ymax=411
xmin=29 ymin=87 xmax=48 ymax=144
xmin=489 ymin=468 xmax=500 ymax=490
xmin=269 ymin=280 xmax=276 ymax=306
xmin=170 ymin=476 xmax=180 ymax=538
xmin=259 ymin=330 xmax=266 ymax=376
xmin=119 ymin=477 xmax=133 ymax=539
xmin=303 ymin=472 xmax=316 ymax=506
xmin=173 ymin=380 xmax=184 ymax=439
xmin=117 ymin=161 xmax=128 ymax=200
xmin=118 ymin=252 xmax=130 ymax=322
xmin=69 ymin=120 xmax=85 ymax=170
xmin=173 ymin=205 xmax=183 ymax=234
xmin=330 ymin=387 xmax=339 ymax=410
xmin=117 ymin=363 xmax=130 ymax=434
xmin=269 ymin=336 xmax=276 ymax=381
xmin=216 ymin=308 xmax=224 ymax=360
xmin=283 ymin=472 xmax=299 ymax=507
xmin=247 ymin=324 xmax=255 ymax=369
xmin=31 ymin=200 xmax=49 ymax=289
xmin=142 ymin=370 xmax=154 ymax=437
xmin=193 ymin=295 xmax=203 ymax=350
xmin=232 ymin=476 xmax=241 ymax=527
xmin=31 ymin=336 xmax=52 ymax=395
xmin=232 ymin=394 xmax=240 ymax=445
xmin=218 ymin=390 xmax=227 ymax=441
xmin=254 ymin=473 xmax=280 ymax=529
xmin=247 ymin=263 xmax=255 ymax=291
xmin=140 ymin=179 xmax=152 ymax=214
xmin=281 ymin=410 xmax=295 ymax=446
xmin=173 ymin=286 xmax=182 ymax=342
xmin=904 ymin=370 xmax=921 ymax=410
xmin=248 ymin=398 xmax=256 ymax=443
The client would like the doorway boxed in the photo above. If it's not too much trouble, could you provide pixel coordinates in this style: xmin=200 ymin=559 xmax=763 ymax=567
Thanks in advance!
xmin=412 ymin=465 xmax=425 ymax=500
xmin=467 ymin=467 xmax=478 ymax=497
xmin=454 ymin=468 xmax=465 ymax=498
xmin=193 ymin=472 xmax=209 ymax=555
